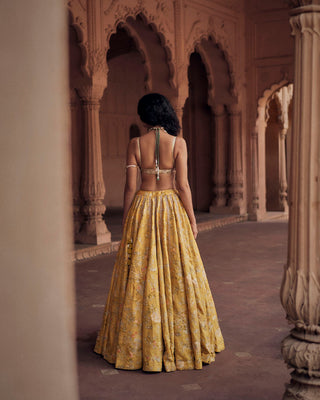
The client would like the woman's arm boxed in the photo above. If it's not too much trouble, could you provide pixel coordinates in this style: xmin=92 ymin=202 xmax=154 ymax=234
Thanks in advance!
xmin=175 ymin=138 xmax=198 ymax=239
xmin=122 ymin=138 xmax=139 ymax=226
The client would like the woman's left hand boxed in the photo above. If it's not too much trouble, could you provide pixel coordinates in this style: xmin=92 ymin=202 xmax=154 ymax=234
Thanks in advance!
xmin=191 ymin=222 xmax=198 ymax=239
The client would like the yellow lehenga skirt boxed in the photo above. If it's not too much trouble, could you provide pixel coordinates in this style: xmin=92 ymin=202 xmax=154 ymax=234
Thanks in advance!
xmin=94 ymin=189 xmax=225 ymax=372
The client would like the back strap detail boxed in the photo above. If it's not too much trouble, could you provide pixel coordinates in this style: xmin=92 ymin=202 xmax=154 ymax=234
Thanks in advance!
xmin=172 ymin=136 xmax=176 ymax=156
xmin=137 ymin=137 xmax=141 ymax=164
xmin=155 ymin=127 xmax=160 ymax=181
xmin=141 ymin=168 xmax=174 ymax=175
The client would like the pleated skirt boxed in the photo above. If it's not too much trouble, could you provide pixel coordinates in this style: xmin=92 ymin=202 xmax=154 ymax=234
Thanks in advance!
xmin=94 ymin=189 xmax=225 ymax=372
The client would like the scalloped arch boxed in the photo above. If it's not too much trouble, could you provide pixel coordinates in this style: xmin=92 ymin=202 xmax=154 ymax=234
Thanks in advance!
xmin=256 ymin=80 xmax=291 ymax=124
xmin=115 ymin=22 xmax=152 ymax=91
xmin=187 ymin=33 xmax=237 ymax=101
xmin=104 ymin=11 xmax=176 ymax=89
xmin=194 ymin=43 xmax=214 ymax=104
xmin=266 ymin=92 xmax=283 ymax=123
xmin=68 ymin=8 xmax=88 ymax=78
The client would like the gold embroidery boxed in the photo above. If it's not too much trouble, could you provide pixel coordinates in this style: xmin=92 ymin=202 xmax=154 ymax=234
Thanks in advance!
xmin=94 ymin=189 xmax=225 ymax=372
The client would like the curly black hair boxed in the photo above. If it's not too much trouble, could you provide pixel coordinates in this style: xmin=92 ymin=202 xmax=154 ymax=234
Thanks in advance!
xmin=137 ymin=93 xmax=181 ymax=136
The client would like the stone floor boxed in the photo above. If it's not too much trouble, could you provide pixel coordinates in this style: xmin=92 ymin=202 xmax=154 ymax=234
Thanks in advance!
xmin=75 ymin=220 xmax=291 ymax=400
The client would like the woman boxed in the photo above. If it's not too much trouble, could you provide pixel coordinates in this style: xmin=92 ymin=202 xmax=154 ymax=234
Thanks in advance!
xmin=94 ymin=93 xmax=224 ymax=372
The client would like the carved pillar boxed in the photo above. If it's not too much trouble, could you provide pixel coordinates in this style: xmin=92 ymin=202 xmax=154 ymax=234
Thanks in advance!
xmin=210 ymin=104 xmax=228 ymax=213
xmin=173 ymin=0 xmax=187 ymax=136
xmin=75 ymin=0 xmax=111 ymax=244
xmin=280 ymin=4 xmax=320 ymax=399
xmin=227 ymin=104 xmax=245 ymax=214
xmin=250 ymin=105 xmax=267 ymax=221
xmin=250 ymin=126 xmax=260 ymax=220
xmin=77 ymin=83 xmax=111 ymax=244
xmin=69 ymin=89 xmax=82 ymax=239
xmin=279 ymin=126 xmax=288 ymax=212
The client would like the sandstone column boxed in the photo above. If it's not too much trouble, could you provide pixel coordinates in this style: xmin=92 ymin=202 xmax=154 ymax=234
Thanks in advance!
xmin=250 ymin=105 xmax=267 ymax=221
xmin=0 ymin=0 xmax=78 ymax=398
xmin=77 ymin=82 xmax=111 ymax=244
xmin=227 ymin=103 xmax=245 ymax=214
xmin=251 ymin=125 xmax=261 ymax=219
xmin=279 ymin=126 xmax=288 ymax=212
xmin=173 ymin=0 xmax=188 ymax=136
xmin=281 ymin=3 xmax=320 ymax=399
xmin=77 ymin=0 xmax=111 ymax=244
xmin=276 ymin=85 xmax=292 ymax=213
xmin=210 ymin=104 xmax=228 ymax=212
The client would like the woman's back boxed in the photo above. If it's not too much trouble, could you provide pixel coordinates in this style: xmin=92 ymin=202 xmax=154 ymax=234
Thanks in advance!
xmin=137 ymin=128 xmax=177 ymax=191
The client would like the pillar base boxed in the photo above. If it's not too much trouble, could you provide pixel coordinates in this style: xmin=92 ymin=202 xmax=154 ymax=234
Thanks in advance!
xmin=279 ymin=203 xmax=289 ymax=213
xmin=283 ymin=378 xmax=320 ymax=400
xmin=282 ymin=334 xmax=320 ymax=400
xmin=77 ymin=220 xmax=111 ymax=245
xmin=210 ymin=204 xmax=246 ymax=216
xmin=228 ymin=203 xmax=246 ymax=215
xmin=248 ymin=209 xmax=266 ymax=221
xmin=209 ymin=205 xmax=233 ymax=215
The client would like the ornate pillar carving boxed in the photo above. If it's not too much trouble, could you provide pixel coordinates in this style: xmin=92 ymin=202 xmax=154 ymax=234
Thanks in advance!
xmin=280 ymin=3 xmax=320 ymax=399
xmin=227 ymin=103 xmax=245 ymax=214
xmin=210 ymin=104 xmax=228 ymax=213
xmin=275 ymin=85 xmax=292 ymax=213
xmin=251 ymin=126 xmax=260 ymax=219
xmin=279 ymin=126 xmax=289 ymax=212
xmin=76 ymin=0 xmax=111 ymax=244
xmin=250 ymin=105 xmax=267 ymax=221
xmin=70 ymin=89 xmax=82 ymax=239
xmin=173 ymin=0 xmax=188 ymax=135
xmin=77 ymin=81 xmax=111 ymax=244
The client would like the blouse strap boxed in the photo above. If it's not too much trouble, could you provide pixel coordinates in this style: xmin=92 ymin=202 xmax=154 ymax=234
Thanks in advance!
xmin=137 ymin=137 xmax=141 ymax=165
xmin=155 ymin=127 xmax=160 ymax=181
xmin=172 ymin=136 xmax=177 ymax=158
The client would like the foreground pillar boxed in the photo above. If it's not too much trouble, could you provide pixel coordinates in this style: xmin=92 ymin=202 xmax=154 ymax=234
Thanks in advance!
xmin=0 ymin=1 xmax=78 ymax=399
xmin=227 ymin=104 xmax=245 ymax=214
xmin=280 ymin=3 xmax=320 ymax=399
xmin=210 ymin=104 xmax=228 ymax=213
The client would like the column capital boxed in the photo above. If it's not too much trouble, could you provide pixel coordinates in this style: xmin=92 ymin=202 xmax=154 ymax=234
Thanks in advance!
xmin=290 ymin=7 xmax=320 ymax=35
xmin=227 ymin=103 xmax=241 ymax=116
xmin=77 ymin=79 xmax=106 ymax=104
xmin=287 ymin=0 xmax=320 ymax=10
xmin=212 ymin=104 xmax=226 ymax=117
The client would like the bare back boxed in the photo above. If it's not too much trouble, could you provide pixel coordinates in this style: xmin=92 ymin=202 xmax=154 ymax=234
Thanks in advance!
xmin=124 ymin=129 xmax=195 ymax=235
xmin=138 ymin=129 xmax=177 ymax=191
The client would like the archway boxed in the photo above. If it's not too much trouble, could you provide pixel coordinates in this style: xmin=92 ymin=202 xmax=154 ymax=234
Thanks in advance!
xmin=265 ymin=97 xmax=282 ymax=211
xmin=183 ymin=36 xmax=235 ymax=212
xmin=266 ymin=85 xmax=293 ymax=212
xmin=251 ymin=82 xmax=293 ymax=219
xmin=183 ymin=52 xmax=212 ymax=211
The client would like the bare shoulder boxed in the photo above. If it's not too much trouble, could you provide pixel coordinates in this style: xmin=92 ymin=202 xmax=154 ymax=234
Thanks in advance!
xmin=128 ymin=136 xmax=139 ymax=150
xmin=130 ymin=137 xmax=139 ymax=145
xmin=175 ymin=136 xmax=187 ymax=151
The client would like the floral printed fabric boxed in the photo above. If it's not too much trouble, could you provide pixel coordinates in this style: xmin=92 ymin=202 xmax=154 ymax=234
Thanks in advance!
xmin=94 ymin=189 xmax=225 ymax=372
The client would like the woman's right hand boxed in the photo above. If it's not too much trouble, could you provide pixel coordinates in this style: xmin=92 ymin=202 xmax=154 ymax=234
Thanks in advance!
xmin=191 ymin=222 xmax=198 ymax=239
